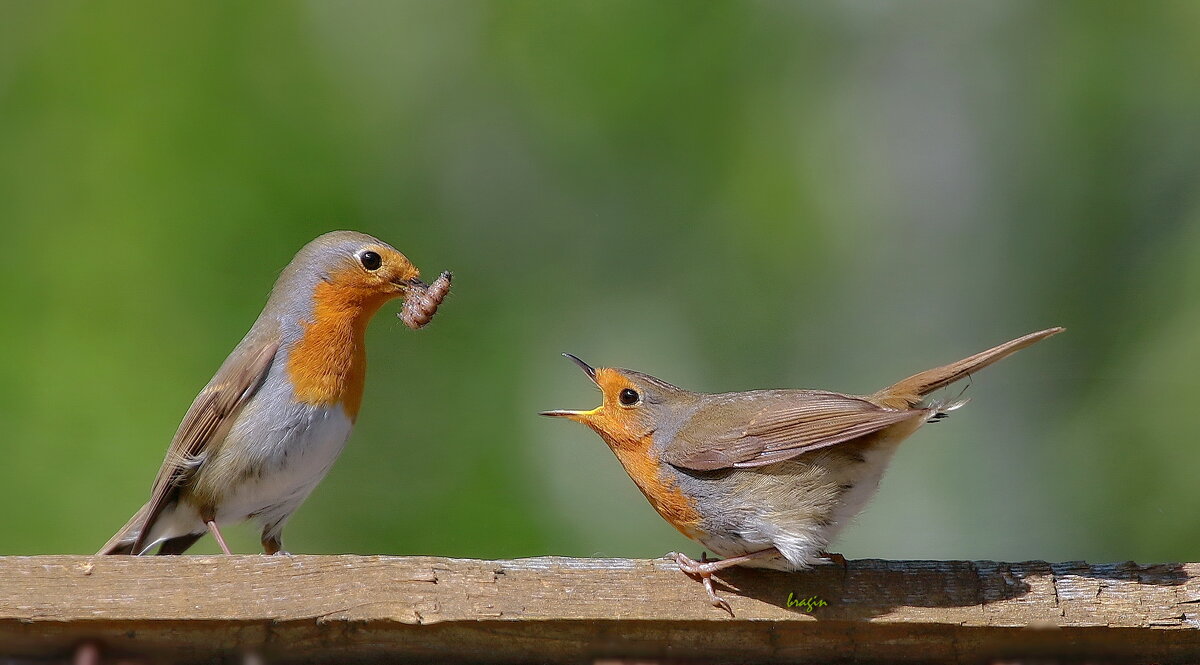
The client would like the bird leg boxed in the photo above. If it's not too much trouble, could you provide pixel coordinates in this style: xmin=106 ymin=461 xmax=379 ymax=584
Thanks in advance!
xmin=206 ymin=520 xmax=233 ymax=555
xmin=666 ymin=547 xmax=781 ymax=615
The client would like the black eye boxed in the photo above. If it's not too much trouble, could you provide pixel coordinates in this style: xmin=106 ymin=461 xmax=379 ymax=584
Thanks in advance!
xmin=359 ymin=251 xmax=382 ymax=271
xmin=619 ymin=388 xmax=640 ymax=406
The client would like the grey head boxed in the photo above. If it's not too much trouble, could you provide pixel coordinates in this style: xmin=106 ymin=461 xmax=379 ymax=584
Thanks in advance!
xmin=540 ymin=353 xmax=702 ymax=447
xmin=257 ymin=230 xmax=422 ymax=345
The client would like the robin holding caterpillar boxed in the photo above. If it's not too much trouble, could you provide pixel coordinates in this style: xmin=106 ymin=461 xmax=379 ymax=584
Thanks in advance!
xmin=100 ymin=230 xmax=450 ymax=556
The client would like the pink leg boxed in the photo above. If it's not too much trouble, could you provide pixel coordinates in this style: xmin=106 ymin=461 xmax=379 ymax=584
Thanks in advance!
xmin=206 ymin=520 xmax=233 ymax=555
xmin=666 ymin=548 xmax=781 ymax=615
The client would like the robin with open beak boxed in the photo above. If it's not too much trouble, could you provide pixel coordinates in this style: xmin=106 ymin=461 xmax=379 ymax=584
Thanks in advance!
xmin=100 ymin=230 xmax=450 ymax=556
xmin=542 ymin=327 xmax=1063 ymax=612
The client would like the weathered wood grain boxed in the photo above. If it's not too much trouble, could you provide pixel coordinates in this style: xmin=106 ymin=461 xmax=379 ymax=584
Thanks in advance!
xmin=0 ymin=556 xmax=1197 ymax=663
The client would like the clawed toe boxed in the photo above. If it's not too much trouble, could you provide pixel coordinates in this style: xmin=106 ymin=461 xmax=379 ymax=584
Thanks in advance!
xmin=665 ymin=551 xmax=738 ymax=615
xmin=667 ymin=551 xmax=706 ymax=574
xmin=700 ymin=574 xmax=734 ymax=615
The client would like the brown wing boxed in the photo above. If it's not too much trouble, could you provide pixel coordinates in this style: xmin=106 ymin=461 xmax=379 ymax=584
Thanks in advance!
xmin=102 ymin=338 xmax=279 ymax=555
xmin=663 ymin=391 xmax=927 ymax=471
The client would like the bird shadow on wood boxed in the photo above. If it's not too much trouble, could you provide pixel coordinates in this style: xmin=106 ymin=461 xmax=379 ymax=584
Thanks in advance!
xmin=715 ymin=559 xmax=1190 ymax=620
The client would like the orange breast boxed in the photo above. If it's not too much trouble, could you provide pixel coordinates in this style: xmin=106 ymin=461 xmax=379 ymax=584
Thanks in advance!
xmin=612 ymin=436 xmax=703 ymax=540
xmin=286 ymin=279 xmax=389 ymax=421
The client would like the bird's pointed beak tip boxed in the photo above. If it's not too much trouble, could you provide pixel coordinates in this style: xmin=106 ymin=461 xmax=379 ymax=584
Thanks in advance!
xmin=561 ymin=352 xmax=598 ymax=383
xmin=539 ymin=409 xmax=590 ymax=423
xmin=539 ymin=409 xmax=575 ymax=418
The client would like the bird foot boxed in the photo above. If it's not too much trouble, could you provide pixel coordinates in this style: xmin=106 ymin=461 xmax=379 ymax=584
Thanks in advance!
xmin=665 ymin=551 xmax=737 ymax=615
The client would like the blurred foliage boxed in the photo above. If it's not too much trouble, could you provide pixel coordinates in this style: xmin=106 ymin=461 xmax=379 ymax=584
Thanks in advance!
xmin=1 ymin=0 xmax=1198 ymax=563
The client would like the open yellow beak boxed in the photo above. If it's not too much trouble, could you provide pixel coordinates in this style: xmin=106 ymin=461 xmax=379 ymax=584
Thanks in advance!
xmin=538 ymin=407 xmax=600 ymax=422
xmin=539 ymin=353 xmax=602 ymax=422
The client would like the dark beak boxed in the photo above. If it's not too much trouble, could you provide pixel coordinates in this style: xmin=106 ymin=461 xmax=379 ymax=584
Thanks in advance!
xmin=561 ymin=353 xmax=597 ymax=383
xmin=396 ymin=276 xmax=428 ymax=291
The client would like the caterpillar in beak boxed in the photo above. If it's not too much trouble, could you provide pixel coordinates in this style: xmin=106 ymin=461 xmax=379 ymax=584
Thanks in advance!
xmin=399 ymin=270 xmax=452 ymax=329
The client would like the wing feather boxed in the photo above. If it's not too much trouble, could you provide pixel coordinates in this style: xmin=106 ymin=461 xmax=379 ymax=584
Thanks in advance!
xmin=118 ymin=339 xmax=279 ymax=554
xmin=664 ymin=391 xmax=926 ymax=471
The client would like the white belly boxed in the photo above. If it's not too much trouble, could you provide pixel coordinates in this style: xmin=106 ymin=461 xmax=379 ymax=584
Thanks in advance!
xmin=822 ymin=436 xmax=905 ymax=544
xmin=216 ymin=401 xmax=354 ymax=532
xmin=143 ymin=401 xmax=354 ymax=550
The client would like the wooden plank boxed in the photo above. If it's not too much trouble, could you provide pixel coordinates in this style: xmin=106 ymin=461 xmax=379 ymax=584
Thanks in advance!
xmin=0 ymin=556 xmax=1197 ymax=663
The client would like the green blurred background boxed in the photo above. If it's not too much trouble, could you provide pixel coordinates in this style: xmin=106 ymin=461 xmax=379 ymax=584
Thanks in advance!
xmin=2 ymin=1 xmax=1198 ymax=563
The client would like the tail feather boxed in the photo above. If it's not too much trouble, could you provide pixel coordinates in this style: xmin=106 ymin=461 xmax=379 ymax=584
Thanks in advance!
xmin=873 ymin=327 xmax=1064 ymax=409
xmin=926 ymin=394 xmax=970 ymax=422
xmin=98 ymin=502 xmax=150 ymax=555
